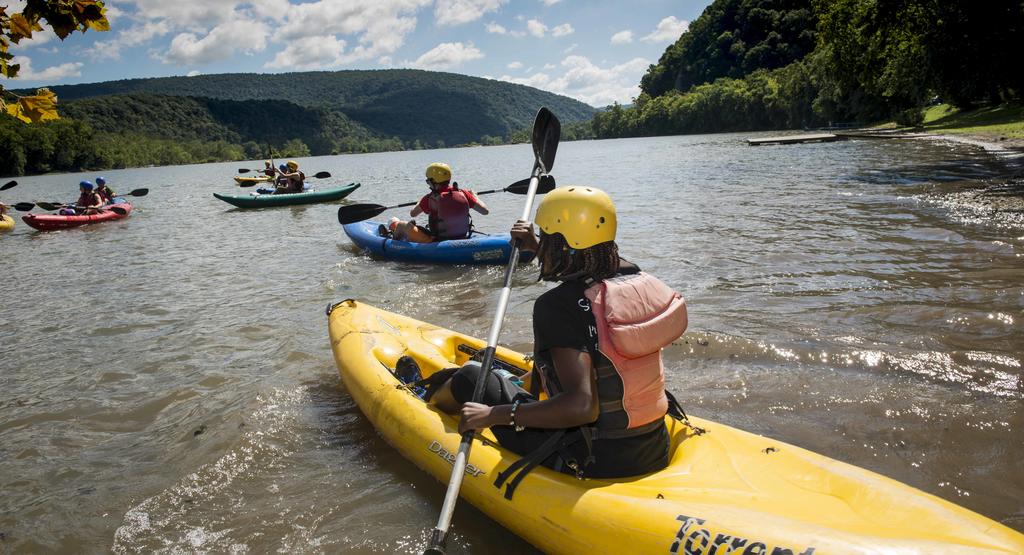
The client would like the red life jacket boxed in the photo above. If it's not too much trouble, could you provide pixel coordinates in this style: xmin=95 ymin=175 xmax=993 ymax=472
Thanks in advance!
xmin=583 ymin=272 xmax=688 ymax=433
xmin=77 ymin=192 xmax=101 ymax=208
xmin=96 ymin=186 xmax=113 ymax=203
xmin=426 ymin=183 xmax=472 ymax=240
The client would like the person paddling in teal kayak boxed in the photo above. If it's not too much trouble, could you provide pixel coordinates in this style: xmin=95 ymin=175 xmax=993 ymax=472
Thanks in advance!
xmin=387 ymin=162 xmax=489 ymax=243
xmin=95 ymin=176 xmax=116 ymax=204
xmin=273 ymin=160 xmax=304 ymax=194
xmin=424 ymin=186 xmax=690 ymax=483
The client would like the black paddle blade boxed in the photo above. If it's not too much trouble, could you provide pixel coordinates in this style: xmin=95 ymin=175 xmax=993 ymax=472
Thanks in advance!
xmin=127 ymin=188 xmax=149 ymax=197
xmin=36 ymin=202 xmax=61 ymax=211
xmin=13 ymin=202 xmax=35 ymax=211
xmin=108 ymin=205 xmax=128 ymax=215
xmin=338 ymin=203 xmax=388 ymax=225
xmin=313 ymin=171 xmax=331 ymax=179
xmin=1 ymin=180 xmax=17 ymax=191
xmin=505 ymin=175 xmax=556 ymax=195
xmin=238 ymin=168 xmax=252 ymax=174
xmin=237 ymin=180 xmax=259 ymax=187
xmin=532 ymin=107 xmax=561 ymax=174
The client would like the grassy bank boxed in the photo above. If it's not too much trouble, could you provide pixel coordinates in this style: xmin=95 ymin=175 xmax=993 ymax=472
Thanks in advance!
xmin=897 ymin=103 xmax=1024 ymax=139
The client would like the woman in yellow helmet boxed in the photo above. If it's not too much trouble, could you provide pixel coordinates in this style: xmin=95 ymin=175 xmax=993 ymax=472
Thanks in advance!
xmin=387 ymin=162 xmax=490 ymax=243
xmin=273 ymin=160 xmax=305 ymax=194
xmin=425 ymin=186 xmax=688 ymax=484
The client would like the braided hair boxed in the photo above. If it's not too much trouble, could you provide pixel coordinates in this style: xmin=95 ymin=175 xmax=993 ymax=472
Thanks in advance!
xmin=537 ymin=231 xmax=620 ymax=282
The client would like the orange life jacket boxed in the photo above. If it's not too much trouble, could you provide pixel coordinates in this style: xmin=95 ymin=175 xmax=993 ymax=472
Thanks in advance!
xmin=583 ymin=272 xmax=688 ymax=433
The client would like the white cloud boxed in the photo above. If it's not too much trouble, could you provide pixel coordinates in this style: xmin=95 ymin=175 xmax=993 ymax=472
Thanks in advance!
xmin=507 ymin=61 xmax=523 ymax=69
xmin=498 ymin=54 xmax=650 ymax=106
xmin=526 ymin=19 xmax=546 ymax=38
xmin=611 ymin=30 xmax=633 ymax=44
xmin=379 ymin=55 xmax=394 ymax=66
xmin=2 ymin=55 xmax=83 ymax=81
xmin=551 ymin=23 xmax=573 ymax=37
xmin=407 ymin=42 xmax=483 ymax=70
xmin=542 ymin=63 xmax=555 ymax=70
xmin=564 ymin=43 xmax=577 ymax=53
xmin=90 ymin=20 xmax=172 ymax=60
xmin=641 ymin=16 xmax=689 ymax=43
xmin=117 ymin=0 xmax=238 ymax=28
xmin=186 ymin=70 xmax=201 ymax=76
xmin=539 ymin=0 xmax=561 ymax=5
xmin=273 ymin=0 xmax=430 ymax=63
xmin=435 ymin=0 xmax=506 ymax=26
xmin=265 ymin=35 xmax=348 ymax=70
xmin=161 ymin=17 xmax=270 ymax=65
xmin=485 ymin=21 xmax=525 ymax=38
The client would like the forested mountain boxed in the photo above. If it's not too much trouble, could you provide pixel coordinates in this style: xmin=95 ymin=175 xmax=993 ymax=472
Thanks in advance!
xmin=2 ymin=69 xmax=596 ymax=176
xmin=59 ymin=94 xmax=389 ymax=155
xmin=35 ymin=69 xmax=596 ymax=145
xmin=594 ymin=0 xmax=1023 ymax=140
xmin=640 ymin=0 xmax=816 ymax=97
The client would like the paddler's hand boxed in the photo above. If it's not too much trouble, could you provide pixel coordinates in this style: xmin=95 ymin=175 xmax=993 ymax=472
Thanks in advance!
xmin=459 ymin=402 xmax=502 ymax=433
xmin=510 ymin=219 xmax=539 ymax=252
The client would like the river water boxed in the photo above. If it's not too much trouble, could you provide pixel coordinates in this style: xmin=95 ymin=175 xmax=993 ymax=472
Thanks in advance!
xmin=1 ymin=132 xmax=1022 ymax=553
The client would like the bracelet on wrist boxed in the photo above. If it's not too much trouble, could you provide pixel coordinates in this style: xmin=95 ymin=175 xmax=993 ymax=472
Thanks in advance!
xmin=510 ymin=400 xmax=525 ymax=432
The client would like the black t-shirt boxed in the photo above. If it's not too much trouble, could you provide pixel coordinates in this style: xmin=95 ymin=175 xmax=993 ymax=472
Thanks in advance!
xmin=531 ymin=262 xmax=670 ymax=478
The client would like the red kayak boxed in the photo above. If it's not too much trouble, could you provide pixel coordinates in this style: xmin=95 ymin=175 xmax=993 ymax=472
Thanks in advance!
xmin=22 ymin=202 xmax=133 ymax=231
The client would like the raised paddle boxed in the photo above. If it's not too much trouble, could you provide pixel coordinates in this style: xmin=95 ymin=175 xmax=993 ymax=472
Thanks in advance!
xmin=424 ymin=107 xmax=560 ymax=555
xmin=336 ymin=175 xmax=556 ymax=226
xmin=1 ymin=180 xmax=17 ymax=191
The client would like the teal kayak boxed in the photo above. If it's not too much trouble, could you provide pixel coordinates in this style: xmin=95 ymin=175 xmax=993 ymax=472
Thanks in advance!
xmin=214 ymin=183 xmax=360 ymax=208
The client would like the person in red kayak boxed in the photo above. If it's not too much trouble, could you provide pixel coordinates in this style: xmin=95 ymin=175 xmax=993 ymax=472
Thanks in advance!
xmin=95 ymin=176 xmax=116 ymax=204
xmin=387 ymin=162 xmax=489 ymax=243
xmin=263 ymin=160 xmax=276 ymax=178
xmin=59 ymin=181 xmax=104 ymax=215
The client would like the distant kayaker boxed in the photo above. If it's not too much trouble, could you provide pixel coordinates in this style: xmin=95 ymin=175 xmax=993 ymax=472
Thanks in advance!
xmin=263 ymin=160 xmax=276 ymax=178
xmin=95 ymin=177 xmax=116 ymax=204
xmin=273 ymin=160 xmax=304 ymax=194
xmin=65 ymin=181 xmax=103 ymax=215
xmin=429 ymin=186 xmax=688 ymax=481
xmin=387 ymin=162 xmax=489 ymax=243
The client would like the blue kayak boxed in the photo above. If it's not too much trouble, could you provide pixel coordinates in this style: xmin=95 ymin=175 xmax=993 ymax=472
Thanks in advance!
xmin=342 ymin=220 xmax=537 ymax=265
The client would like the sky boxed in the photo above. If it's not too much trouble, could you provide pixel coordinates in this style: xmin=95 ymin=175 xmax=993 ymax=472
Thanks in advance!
xmin=2 ymin=0 xmax=714 ymax=107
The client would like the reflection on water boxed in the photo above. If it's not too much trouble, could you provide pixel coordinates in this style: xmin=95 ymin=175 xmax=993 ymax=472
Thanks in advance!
xmin=1 ymin=133 xmax=1021 ymax=551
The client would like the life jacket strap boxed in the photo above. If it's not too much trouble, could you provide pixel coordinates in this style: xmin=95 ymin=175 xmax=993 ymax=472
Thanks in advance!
xmin=666 ymin=390 xmax=706 ymax=436
xmin=493 ymin=429 xmax=568 ymax=500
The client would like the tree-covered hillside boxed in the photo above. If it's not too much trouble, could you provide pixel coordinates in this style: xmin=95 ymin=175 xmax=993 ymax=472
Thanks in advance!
xmin=640 ymin=0 xmax=817 ymax=97
xmin=59 ymin=93 xmax=391 ymax=155
xmin=594 ymin=0 xmax=1023 ymax=140
xmin=35 ymin=69 xmax=596 ymax=145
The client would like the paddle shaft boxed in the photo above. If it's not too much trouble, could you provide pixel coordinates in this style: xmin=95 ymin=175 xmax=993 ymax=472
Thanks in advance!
xmin=427 ymin=165 xmax=545 ymax=552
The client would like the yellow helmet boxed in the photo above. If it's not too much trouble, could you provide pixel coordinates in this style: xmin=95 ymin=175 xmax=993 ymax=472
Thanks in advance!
xmin=287 ymin=160 xmax=299 ymax=171
xmin=425 ymin=162 xmax=452 ymax=183
xmin=535 ymin=186 xmax=616 ymax=249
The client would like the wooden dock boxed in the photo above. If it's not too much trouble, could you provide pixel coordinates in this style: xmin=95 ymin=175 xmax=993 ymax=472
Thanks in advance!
xmin=747 ymin=133 xmax=846 ymax=146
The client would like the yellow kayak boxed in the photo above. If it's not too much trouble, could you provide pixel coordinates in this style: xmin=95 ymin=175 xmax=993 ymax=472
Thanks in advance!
xmin=326 ymin=299 xmax=1024 ymax=554
xmin=0 ymin=214 xmax=13 ymax=232
xmin=233 ymin=175 xmax=273 ymax=186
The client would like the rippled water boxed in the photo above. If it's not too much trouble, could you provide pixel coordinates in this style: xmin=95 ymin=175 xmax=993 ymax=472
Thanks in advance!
xmin=1 ymin=133 xmax=1022 ymax=552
